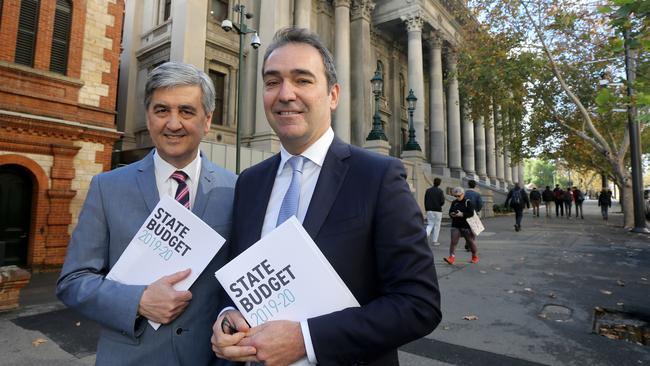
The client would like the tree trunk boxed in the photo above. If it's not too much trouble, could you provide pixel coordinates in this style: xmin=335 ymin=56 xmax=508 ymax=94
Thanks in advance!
xmin=615 ymin=177 xmax=634 ymax=228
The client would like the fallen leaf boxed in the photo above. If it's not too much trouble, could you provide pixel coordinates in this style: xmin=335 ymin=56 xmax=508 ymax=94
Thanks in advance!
xmin=617 ymin=302 xmax=624 ymax=306
xmin=641 ymin=277 xmax=647 ymax=281
xmin=600 ymin=289 xmax=612 ymax=295
xmin=479 ymin=270 xmax=487 ymax=274
xmin=524 ymin=288 xmax=533 ymax=292
xmin=75 ymin=321 xmax=81 ymax=327
xmin=616 ymin=280 xmax=625 ymax=287
xmin=494 ymin=267 xmax=501 ymax=271
xmin=517 ymin=281 xmax=525 ymax=286
xmin=548 ymin=292 xmax=557 ymax=298
xmin=507 ymin=290 xmax=515 ymax=294
xmin=442 ymin=326 xmax=450 ymax=330
xmin=463 ymin=315 xmax=478 ymax=321
xmin=545 ymin=272 xmax=554 ymax=276
xmin=32 ymin=338 xmax=47 ymax=347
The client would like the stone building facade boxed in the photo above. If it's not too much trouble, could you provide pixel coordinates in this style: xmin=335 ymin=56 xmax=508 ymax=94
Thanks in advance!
xmin=0 ymin=0 xmax=124 ymax=269
xmin=118 ymin=0 xmax=524 ymax=216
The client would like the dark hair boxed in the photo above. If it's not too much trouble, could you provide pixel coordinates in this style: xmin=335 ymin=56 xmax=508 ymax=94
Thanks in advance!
xmin=145 ymin=62 xmax=216 ymax=114
xmin=468 ymin=179 xmax=477 ymax=188
xmin=262 ymin=27 xmax=338 ymax=91
xmin=434 ymin=177 xmax=441 ymax=186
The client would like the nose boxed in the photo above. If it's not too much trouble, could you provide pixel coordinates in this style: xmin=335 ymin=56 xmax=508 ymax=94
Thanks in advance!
xmin=166 ymin=110 xmax=183 ymax=130
xmin=277 ymin=81 xmax=297 ymax=102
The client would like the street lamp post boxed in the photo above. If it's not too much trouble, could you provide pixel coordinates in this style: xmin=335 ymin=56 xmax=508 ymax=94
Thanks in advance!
xmin=366 ymin=68 xmax=387 ymax=141
xmin=221 ymin=4 xmax=260 ymax=174
xmin=622 ymin=28 xmax=648 ymax=233
xmin=403 ymin=89 xmax=421 ymax=151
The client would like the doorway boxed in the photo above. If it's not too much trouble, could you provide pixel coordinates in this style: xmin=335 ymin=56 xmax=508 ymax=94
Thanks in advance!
xmin=0 ymin=164 xmax=33 ymax=266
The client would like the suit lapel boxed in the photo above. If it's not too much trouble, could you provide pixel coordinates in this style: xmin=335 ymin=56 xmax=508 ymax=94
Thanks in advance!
xmin=136 ymin=151 xmax=159 ymax=212
xmin=193 ymin=154 xmax=213 ymax=218
xmin=303 ymin=137 xmax=350 ymax=239
xmin=246 ymin=156 xmax=281 ymax=242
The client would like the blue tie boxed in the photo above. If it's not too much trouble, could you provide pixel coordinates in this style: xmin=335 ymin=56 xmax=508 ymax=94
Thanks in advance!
xmin=276 ymin=156 xmax=305 ymax=226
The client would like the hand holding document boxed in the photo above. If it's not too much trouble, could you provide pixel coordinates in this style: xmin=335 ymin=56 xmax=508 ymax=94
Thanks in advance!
xmin=215 ymin=217 xmax=359 ymax=365
xmin=107 ymin=195 xmax=226 ymax=329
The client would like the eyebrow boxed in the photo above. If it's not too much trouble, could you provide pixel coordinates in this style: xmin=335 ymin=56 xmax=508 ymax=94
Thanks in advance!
xmin=263 ymin=68 xmax=317 ymax=79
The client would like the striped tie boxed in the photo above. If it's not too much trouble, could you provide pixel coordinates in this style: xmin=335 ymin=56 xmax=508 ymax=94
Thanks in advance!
xmin=171 ymin=171 xmax=190 ymax=209
xmin=276 ymin=156 xmax=305 ymax=227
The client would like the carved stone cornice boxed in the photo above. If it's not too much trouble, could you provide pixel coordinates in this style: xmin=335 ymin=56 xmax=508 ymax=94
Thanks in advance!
xmin=351 ymin=0 xmax=375 ymax=21
xmin=401 ymin=12 xmax=424 ymax=32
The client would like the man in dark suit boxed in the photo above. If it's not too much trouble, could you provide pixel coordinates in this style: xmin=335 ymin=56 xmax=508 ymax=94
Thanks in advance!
xmin=57 ymin=62 xmax=236 ymax=365
xmin=211 ymin=27 xmax=441 ymax=365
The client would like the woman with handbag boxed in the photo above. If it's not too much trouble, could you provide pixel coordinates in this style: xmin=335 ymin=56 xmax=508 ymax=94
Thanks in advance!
xmin=444 ymin=187 xmax=479 ymax=265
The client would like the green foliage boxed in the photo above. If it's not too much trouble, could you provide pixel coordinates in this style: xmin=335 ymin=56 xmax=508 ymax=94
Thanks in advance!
xmin=524 ymin=159 xmax=555 ymax=188
xmin=493 ymin=204 xmax=513 ymax=213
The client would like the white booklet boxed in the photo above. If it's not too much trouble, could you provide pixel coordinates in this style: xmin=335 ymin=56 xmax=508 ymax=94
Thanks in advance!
xmin=107 ymin=195 xmax=226 ymax=330
xmin=215 ymin=216 xmax=359 ymax=366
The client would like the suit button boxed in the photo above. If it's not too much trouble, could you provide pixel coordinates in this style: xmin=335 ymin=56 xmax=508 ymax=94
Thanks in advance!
xmin=176 ymin=328 xmax=183 ymax=335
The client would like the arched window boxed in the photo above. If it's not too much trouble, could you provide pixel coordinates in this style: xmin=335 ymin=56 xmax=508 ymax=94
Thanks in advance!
xmin=50 ymin=0 xmax=72 ymax=74
xmin=15 ymin=0 xmax=40 ymax=67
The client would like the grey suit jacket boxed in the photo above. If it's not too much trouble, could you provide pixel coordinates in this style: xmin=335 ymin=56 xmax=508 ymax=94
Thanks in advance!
xmin=57 ymin=151 xmax=236 ymax=366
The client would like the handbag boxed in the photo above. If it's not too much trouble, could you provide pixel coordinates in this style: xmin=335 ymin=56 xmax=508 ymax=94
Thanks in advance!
xmin=466 ymin=211 xmax=485 ymax=236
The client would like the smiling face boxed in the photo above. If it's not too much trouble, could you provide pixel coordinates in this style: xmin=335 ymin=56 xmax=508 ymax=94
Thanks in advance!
xmin=262 ymin=43 xmax=340 ymax=155
xmin=146 ymin=85 xmax=212 ymax=168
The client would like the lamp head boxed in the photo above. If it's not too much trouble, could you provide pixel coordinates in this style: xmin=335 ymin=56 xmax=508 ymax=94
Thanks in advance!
xmin=221 ymin=19 xmax=233 ymax=32
xmin=406 ymin=89 xmax=417 ymax=110
xmin=251 ymin=33 xmax=261 ymax=49
xmin=371 ymin=70 xmax=383 ymax=96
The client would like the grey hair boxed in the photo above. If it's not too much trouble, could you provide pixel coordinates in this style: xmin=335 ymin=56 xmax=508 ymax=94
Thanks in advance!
xmin=144 ymin=62 xmax=216 ymax=114
xmin=452 ymin=187 xmax=465 ymax=195
xmin=262 ymin=27 xmax=338 ymax=91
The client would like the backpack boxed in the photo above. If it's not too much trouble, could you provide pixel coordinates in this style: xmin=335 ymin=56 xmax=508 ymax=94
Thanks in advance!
xmin=577 ymin=191 xmax=585 ymax=202
xmin=511 ymin=189 xmax=521 ymax=206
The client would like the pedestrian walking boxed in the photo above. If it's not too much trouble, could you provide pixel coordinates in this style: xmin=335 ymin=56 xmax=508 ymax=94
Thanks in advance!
xmin=424 ymin=177 xmax=446 ymax=246
xmin=443 ymin=187 xmax=479 ymax=265
xmin=598 ymin=187 xmax=612 ymax=221
xmin=563 ymin=187 xmax=573 ymax=219
xmin=542 ymin=185 xmax=554 ymax=217
xmin=463 ymin=179 xmax=483 ymax=251
xmin=573 ymin=186 xmax=585 ymax=219
xmin=553 ymin=184 xmax=564 ymax=217
xmin=529 ymin=187 xmax=541 ymax=217
xmin=505 ymin=183 xmax=530 ymax=231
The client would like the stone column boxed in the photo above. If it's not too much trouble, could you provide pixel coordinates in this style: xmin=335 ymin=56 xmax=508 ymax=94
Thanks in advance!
xmin=250 ymin=0 xmax=293 ymax=152
xmin=518 ymin=163 xmax=525 ymax=186
xmin=350 ymin=0 xmax=374 ymax=146
xmin=474 ymin=115 xmax=487 ymax=182
xmin=462 ymin=103 xmax=475 ymax=176
xmin=170 ymin=0 xmax=208 ymax=67
xmin=485 ymin=109 xmax=497 ymax=186
xmin=295 ymin=0 xmax=311 ymax=28
xmin=511 ymin=162 xmax=519 ymax=185
xmin=427 ymin=32 xmax=446 ymax=175
xmin=333 ymin=0 xmax=351 ymax=143
xmin=401 ymin=12 xmax=427 ymax=157
xmin=446 ymin=49 xmax=462 ymax=177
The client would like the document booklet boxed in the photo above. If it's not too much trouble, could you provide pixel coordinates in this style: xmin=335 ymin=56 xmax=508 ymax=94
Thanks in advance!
xmin=107 ymin=195 xmax=226 ymax=329
xmin=215 ymin=216 xmax=359 ymax=365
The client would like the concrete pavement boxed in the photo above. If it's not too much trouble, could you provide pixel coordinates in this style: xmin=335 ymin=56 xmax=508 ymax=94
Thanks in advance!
xmin=0 ymin=200 xmax=648 ymax=365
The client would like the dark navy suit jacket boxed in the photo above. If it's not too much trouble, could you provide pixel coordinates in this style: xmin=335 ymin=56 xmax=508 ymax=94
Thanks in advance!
xmin=227 ymin=137 xmax=442 ymax=365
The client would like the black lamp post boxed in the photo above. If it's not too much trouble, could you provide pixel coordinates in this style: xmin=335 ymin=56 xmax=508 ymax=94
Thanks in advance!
xmin=221 ymin=4 xmax=260 ymax=174
xmin=403 ymin=89 xmax=421 ymax=151
xmin=366 ymin=68 xmax=387 ymax=141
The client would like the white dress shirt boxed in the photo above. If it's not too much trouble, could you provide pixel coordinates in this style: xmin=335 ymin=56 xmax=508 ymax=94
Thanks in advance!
xmin=153 ymin=150 xmax=202 ymax=209
xmin=260 ymin=127 xmax=334 ymax=364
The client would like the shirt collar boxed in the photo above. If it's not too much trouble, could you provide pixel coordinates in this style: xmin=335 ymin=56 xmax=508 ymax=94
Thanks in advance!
xmin=153 ymin=149 xmax=202 ymax=182
xmin=277 ymin=127 xmax=334 ymax=176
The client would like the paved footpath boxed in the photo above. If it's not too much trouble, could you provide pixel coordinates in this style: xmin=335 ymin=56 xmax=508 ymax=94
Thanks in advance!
xmin=1 ymin=200 xmax=648 ymax=366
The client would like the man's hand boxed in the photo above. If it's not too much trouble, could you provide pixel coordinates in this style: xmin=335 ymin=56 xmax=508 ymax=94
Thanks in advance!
xmin=138 ymin=269 xmax=192 ymax=324
xmin=211 ymin=310 xmax=256 ymax=362
xmin=238 ymin=320 xmax=306 ymax=366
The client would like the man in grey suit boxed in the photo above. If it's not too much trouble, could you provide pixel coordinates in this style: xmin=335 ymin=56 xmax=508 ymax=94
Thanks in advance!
xmin=57 ymin=62 xmax=236 ymax=365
